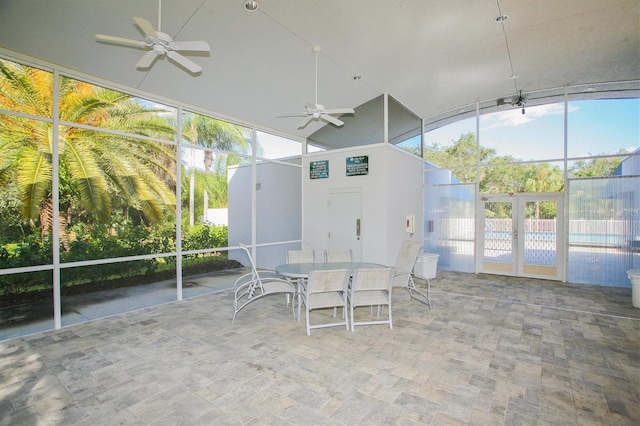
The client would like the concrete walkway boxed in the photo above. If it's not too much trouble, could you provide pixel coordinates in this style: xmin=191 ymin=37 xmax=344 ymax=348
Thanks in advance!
xmin=0 ymin=268 xmax=249 ymax=342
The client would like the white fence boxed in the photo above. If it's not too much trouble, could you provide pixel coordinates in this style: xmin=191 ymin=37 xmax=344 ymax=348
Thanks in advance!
xmin=426 ymin=218 xmax=636 ymax=240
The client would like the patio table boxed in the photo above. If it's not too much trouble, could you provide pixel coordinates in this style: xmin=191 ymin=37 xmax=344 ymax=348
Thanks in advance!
xmin=275 ymin=261 xmax=386 ymax=279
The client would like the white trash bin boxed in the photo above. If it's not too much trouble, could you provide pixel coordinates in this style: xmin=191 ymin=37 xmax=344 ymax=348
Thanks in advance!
xmin=414 ymin=253 xmax=439 ymax=279
xmin=627 ymin=269 xmax=640 ymax=308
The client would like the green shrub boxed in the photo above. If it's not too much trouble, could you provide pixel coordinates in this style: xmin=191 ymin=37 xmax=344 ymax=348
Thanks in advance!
xmin=183 ymin=224 xmax=228 ymax=254
xmin=0 ymin=238 xmax=53 ymax=295
xmin=1 ymin=220 xmax=229 ymax=297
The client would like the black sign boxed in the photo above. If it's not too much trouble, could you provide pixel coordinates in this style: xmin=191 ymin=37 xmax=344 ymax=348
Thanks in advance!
xmin=346 ymin=155 xmax=369 ymax=176
xmin=310 ymin=160 xmax=329 ymax=179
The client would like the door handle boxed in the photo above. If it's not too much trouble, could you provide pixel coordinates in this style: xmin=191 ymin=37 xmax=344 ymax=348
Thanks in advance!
xmin=356 ymin=219 xmax=361 ymax=240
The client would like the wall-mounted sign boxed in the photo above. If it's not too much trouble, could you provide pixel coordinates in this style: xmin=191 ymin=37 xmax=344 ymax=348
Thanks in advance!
xmin=346 ymin=155 xmax=369 ymax=176
xmin=310 ymin=160 xmax=329 ymax=179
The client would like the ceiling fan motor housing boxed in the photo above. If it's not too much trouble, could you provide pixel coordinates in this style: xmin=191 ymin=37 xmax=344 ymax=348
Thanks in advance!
xmin=152 ymin=44 xmax=165 ymax=55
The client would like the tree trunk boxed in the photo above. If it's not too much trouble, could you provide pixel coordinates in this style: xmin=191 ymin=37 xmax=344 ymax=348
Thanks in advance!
xmin=39 ymin=197 xmax=70 ymax=249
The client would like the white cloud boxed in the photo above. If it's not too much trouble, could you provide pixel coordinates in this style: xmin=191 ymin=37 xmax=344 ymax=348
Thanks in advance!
xmin=480 ymin=103 xmax=569 ymax=130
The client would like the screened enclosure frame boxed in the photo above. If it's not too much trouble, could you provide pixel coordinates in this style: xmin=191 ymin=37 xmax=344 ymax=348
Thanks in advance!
xmin=0 ymin=53 xmax=305 ymax=334
xmin=422 ymin=86 xmax=639 ymax=286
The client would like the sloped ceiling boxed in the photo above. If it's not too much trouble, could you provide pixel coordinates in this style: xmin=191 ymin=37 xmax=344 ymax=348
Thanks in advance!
xmin=0 ymin=0 xmax=638 ymax=142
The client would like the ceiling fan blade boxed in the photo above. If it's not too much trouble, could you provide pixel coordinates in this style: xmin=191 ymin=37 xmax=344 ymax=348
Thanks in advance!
xmin=304 ymin=102 xmax=325 ymax=111
xmin=166 ymin=51 xmax=202 ymax=73
xmin=277 ymin=112 xmax=309 ymax=118
xmin=96 ymin=34 xmax=146 ymax=47
xmin=323 ymin=108 xmax=354 ymax=115
xmin=170 ymin=40 xmax=210 ymax=52
xmin=136 ymin=51 xmax=159 ymax=69
xmin=133 ymin=17 xmax=158 ymax=38
xmin=321 ymin=114 xmax=344 ymax=127
xmin=297 ymin=116 xmax=315 ymax=129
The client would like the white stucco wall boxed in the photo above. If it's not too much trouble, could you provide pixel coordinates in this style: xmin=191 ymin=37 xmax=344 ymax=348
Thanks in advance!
xmin=227 ymin=146 xmax=425 ymax=269
xmin=205 ymin=208 xmax=228 ymax=225
xmin=386 ymin=146 xmax=425 ymax=264
xmin=227 ymin=159 xmax=302 ymax=268
xmin=303 ymin=144 xmax=424 ymax=266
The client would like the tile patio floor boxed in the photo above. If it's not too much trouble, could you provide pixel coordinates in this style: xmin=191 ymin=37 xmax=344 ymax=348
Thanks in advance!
xmin=1 ymin=271 xmax=639 ymax=425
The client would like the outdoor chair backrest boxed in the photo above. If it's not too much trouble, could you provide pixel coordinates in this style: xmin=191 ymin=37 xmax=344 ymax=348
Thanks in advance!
xmin=287 ymin=250 xmax=315 ymax=264
xmin=394 ymin=240 xmax=423 ymax=275
xmin=324 ymin=249 xmax=353 ymax=262
xmin=392 ymin=240 xmax=423 ymax=287
xmin=351 ymin=267 xmax=394 ymax=292
xmin=239 ymin=243 xmax=259 ymax=277
xmin=307 ymin=268 xmax=351 ymax=294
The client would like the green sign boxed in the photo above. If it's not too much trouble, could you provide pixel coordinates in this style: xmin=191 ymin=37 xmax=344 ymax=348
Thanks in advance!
xmin=346 ymin=155 xmax=369 ymax=176
xmin=310 ymin=160 xmax=329 ymax=179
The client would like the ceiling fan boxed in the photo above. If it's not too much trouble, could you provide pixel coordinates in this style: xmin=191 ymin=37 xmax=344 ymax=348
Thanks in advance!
xmin=497 ymin=90 xmax=527 ymax=114
xmin=277 ymin=47 xmax=354 ymax=129
xmin=95 ymin=0 xmax=209 ymax=74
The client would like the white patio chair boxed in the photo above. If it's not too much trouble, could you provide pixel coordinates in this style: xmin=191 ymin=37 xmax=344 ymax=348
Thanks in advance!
xmin=348 ymin=267 xmax=394 ymax=331
xmin=392 ymin=240 xmax=432 ymax=308
xmin=232 ymin=244 xmax=296 ymax=324
xmin=287 ymin=249 xmax=315 ymax=317
xmin=324 ymin=249 xmax=352 ymax=262
xmin=287 ymin=250 xmax=316 ymax=263
xmin=321 ymin=249 xmax=351 ymax=317
xmin=300 ymin=268 xmax=351 ymax=335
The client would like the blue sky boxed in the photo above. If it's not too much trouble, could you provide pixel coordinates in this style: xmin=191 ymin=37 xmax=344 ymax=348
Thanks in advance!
xmin=426 ymin=98 xmax=639 ymax=161
xmin=190 ymin=98 xmax=639 ymax=165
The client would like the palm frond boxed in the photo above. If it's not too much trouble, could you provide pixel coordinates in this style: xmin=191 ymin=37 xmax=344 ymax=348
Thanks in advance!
xmin=17 ymin=147 xmax=52 ymax=220
xmin=2 ymin=59 xmax=178 ymax=227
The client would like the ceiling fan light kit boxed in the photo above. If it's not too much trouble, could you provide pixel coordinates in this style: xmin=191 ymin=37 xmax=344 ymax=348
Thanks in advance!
xmin=277 ymin=46 xmax=354 ymax=129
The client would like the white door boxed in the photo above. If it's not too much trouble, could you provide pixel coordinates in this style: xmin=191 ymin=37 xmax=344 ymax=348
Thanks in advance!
xmin=477 ymin=193 xmax=563 ymax=280
xmin=328 ymin=188 xmax=362 ymax=261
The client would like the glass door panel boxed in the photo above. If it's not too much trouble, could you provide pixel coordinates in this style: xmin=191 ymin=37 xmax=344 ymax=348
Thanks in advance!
xmin=521 ymin=199 xmax=559 ymax=278
xmin=479 ymin=198 xmax=516 ymax=275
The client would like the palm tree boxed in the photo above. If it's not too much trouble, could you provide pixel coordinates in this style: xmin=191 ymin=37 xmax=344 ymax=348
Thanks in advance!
xmin=0 ymin=59 xmax=177 ymax=242
xmin=182 ymin=113 xmax=250 ymax=225
xmin=522 ymin=163 xmax=564 ymax=221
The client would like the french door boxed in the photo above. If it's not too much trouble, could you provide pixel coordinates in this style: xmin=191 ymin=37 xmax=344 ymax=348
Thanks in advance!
xmin=477 ymin=193 xmax=564 ymax=280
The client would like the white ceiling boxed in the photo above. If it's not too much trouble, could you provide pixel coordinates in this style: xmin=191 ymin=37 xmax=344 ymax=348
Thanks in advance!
xmin=0 ymin=0 xmax=638 ymax=141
